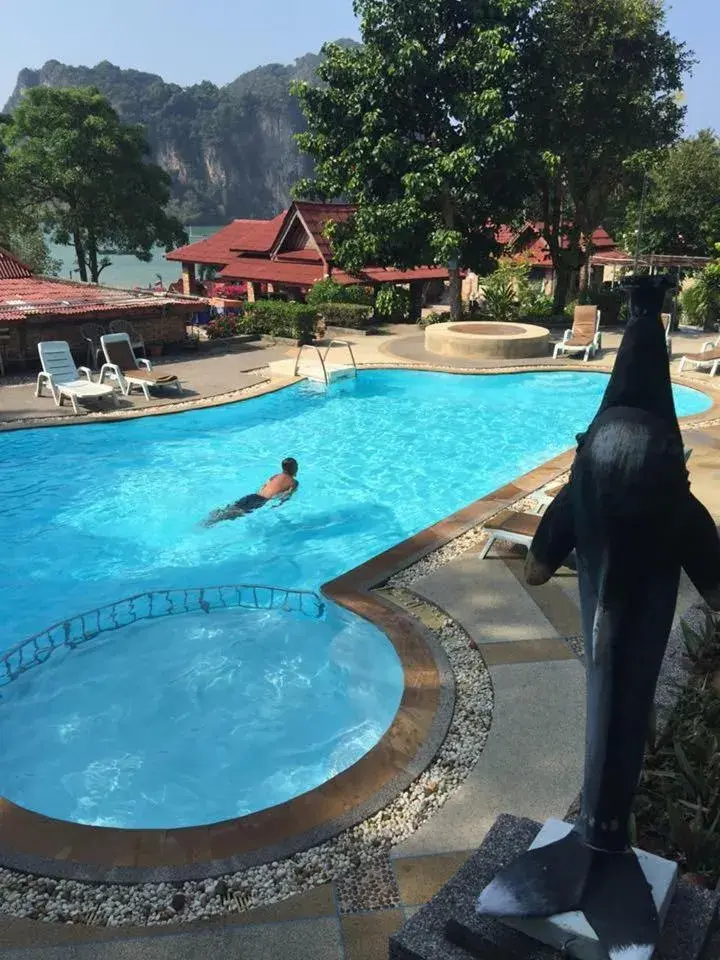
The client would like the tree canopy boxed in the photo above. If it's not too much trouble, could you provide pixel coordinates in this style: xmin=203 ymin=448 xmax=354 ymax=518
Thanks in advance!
xmin=516 ymin=0 xmax=692 ymax=308
xmin=2 ymin=87 xmax=187 ymax=282
xmin=292 ymin=0 xmax=534 ymax=318
xmin=0 ymin=114 xmax=60 ymax=274
xmin=621 ymin=130 xmax=720 ymax=259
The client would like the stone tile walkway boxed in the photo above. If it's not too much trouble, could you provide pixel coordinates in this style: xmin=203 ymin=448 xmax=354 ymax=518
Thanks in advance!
xmin=0 ymin=341 xmax=289 ymax=425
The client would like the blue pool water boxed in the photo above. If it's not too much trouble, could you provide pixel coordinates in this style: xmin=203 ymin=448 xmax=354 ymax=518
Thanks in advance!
xmin=0 ymin=370 xmax=710 ymax=827
xmin=1 ymin=604 xmax=403 ymax=828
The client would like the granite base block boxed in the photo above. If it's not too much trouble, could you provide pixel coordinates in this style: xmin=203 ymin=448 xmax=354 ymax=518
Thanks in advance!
xmin=495 ymin=818 xmax=678 ymax=960
xmin=388 ymin=815 xmax=719 ymax=960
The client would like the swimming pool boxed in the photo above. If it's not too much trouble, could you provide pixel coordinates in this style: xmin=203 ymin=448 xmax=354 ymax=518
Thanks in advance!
xmin=0 ymin=369 xmax=710 ymax=827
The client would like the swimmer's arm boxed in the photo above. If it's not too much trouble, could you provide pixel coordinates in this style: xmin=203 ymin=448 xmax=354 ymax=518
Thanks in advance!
xmin=270 ymin=483 xmax=298 ymax=508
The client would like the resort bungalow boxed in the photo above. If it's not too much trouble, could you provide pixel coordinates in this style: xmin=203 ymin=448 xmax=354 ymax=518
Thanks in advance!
xmin=496 ymin=222 xmax=617 ymax=294
xmin=166 ymin=201 xmax=451 ymax=316
xmin=0 ymin=248 xmax=205 ymax=368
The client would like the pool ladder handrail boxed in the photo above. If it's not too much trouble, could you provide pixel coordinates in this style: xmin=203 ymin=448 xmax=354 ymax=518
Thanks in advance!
xmin=294 ymin=339 xmax=357 ymax=385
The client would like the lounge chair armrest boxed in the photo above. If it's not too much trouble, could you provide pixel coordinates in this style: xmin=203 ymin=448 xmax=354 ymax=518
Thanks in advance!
xmin=703 ymin=341 xmax=715 ymax=352
xmin=77 ymin=366 xmax=93 ymax=381
xmin=137 ymin=358 xmax=153 ymax=371
xmin=563 ymin=329 xmax=573 ymax=341
xmin=99 ymin=362 xmax=122 ymax=383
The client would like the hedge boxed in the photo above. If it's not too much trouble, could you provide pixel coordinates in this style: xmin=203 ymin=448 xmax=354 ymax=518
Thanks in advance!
xmin=239 ymin=301 xmax=317 ymax=341
xmin=306 ymin=278 xmax=375 ymax=307
xmin=315 ymin=302 xmax=374 ymax=328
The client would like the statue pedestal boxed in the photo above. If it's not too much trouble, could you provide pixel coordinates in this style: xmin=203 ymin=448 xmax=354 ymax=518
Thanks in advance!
xmin=494 ymin=819 xmax=677 ymax=960
xmin=389 ymin=815 xmax=718 ymax=960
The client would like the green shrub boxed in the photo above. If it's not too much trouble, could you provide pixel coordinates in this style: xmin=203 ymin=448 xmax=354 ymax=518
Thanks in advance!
xmin=240 ymin=301 xmax=317 ymax=342
xmin=483 ymin=276 xmax=518 ymax=322
xmin=306 ymin=278 xmax=375 ymax=307
xmin=375 ymin=285 xmax=411 ymax=322
xmin=315 ymin=302 xmax=373 ymax=328
xmin=680 ymin=263 xmax=720 ymax=331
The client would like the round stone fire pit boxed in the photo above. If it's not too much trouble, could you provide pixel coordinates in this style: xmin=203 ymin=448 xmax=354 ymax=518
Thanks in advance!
xmin=425 ymin=321 xmax=551 ymax=360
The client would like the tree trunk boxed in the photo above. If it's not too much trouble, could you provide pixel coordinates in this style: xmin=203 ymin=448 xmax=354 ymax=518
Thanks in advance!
xmin=73 ymin=232 xmax=88 ymax=283
xmin=553 ymin=263 xmax=572 ymax=314
xmin=448 ymin=266 xmax=462 ymax=320
xmin=87 ymin=228 xmax=100 ymax=284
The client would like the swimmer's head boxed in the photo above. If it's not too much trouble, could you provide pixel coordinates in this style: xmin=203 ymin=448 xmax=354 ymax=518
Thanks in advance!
xmin=282 ymin=457 xmax=299 ymax=477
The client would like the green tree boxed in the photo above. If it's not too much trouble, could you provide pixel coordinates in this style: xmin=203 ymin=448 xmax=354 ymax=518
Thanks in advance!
xmin=518 ymin=0 xmax=691 ymax=310
xmin=2 ymin=87 xmax=187 ymax=283
xmin=0 ymin=114 xmax=60 ymax=274
xmin=622 ymin=131 xmax=720 ymax=259
xmin=679 ymin=255 xmax=720 ymax=332
xmin=292 ymin=0 xmax=533 ymax=319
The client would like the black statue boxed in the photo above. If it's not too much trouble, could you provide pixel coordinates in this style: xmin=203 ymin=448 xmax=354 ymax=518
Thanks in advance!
xmin=474 ymin=275 xmax=720 ymax=960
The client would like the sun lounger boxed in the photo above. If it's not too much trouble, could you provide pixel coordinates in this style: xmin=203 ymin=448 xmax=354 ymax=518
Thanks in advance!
xmin=553 ymin=306 xmax=601 ymax=362
xmin=661 ymin=313 xmax=673 ymax=357
xmin=99 ymin=333 xmax=182 ymax=400
xmin=35 ymin=341 xmax=116 ymax=414
xmin=478 ymin=450 xmax=693 ymax=561
xmin=678 ymin=335 xmax=720 ymax=377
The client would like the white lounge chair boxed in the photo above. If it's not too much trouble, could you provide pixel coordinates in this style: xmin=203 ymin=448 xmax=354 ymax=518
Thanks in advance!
xmin=660 ymin=313 xmax=673 ymax=357
xmin=553 ymin=306 xmax=602 ymax=362
xmin=99 ymin=333 xmax=181 ymax=400
xmin=36 ymin=341 xmax=116 ymax=414
xmin=678 ymin=334 xmax=720 ymax=378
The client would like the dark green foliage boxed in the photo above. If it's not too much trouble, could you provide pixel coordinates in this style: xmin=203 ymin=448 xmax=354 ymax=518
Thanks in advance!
xmin=306 ymin=278 xmax=375 ymax=306
xmin=0 ymin=114 xmax=59 ymax=273
xmin=516 ymin=0 xmax=691 ymax=311
xmin=679 ymin=261 xmax=720 ymax=332
xmin=240 ymin=300 xmax=317 ymax=341
xmin=634 ymin=612 xmax=720 ymax=883
xmin=374 ymin=285 xmax=411 ymax=323
xmin=622 ymin=131 xmax=720 ymax=259
xmin=293 ymin=0 xmax=535 ymax=320
xmin=315 ymin=302 xmax=374 ymax=328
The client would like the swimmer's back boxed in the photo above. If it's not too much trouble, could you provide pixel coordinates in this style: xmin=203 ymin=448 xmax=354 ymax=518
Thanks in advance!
xmin=259 ymin=472 xmax=297 ymax=500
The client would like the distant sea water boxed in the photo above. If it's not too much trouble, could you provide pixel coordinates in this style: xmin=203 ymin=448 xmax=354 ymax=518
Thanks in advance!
xmin=48 ymin=226 xmax=220 ymax=289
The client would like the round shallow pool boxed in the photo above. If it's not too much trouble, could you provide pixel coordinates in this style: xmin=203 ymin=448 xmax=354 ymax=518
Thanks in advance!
xmin=0 ymin=596 xmax=403 ymax=828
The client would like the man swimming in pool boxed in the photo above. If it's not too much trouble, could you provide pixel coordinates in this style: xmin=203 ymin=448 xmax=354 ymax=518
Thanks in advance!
xmin=204 ymin=458 xmax=299 ymax=526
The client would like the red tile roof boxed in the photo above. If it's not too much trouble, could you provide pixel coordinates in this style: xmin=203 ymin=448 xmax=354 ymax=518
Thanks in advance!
xmin=335 ymin=266 xmax=450 ymax=285
xmin=219 ymin=258 xmax=327 ymax=286
xmin=166 ymin=213 xmax=287 ymax=265
xmin=292 ymin=201 xmax=357 ymax=263
xmin=0 ymin=248 xmax=33 ymax=280
xmin=498 ymin=223 xmax=616 ymax=267
xmin=220 ymin=257 xmax=448 ymax=287
xmin=0 ymin=275 xmax=203 ymax=323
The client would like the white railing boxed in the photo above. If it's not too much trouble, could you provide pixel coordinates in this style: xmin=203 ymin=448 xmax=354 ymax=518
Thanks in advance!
xmin=0 ymin=585 xmax=325 ymax=690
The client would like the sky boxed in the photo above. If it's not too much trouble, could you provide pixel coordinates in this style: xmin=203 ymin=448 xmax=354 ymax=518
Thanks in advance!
xmin=0 ymin=0 xmax=717 ymax=134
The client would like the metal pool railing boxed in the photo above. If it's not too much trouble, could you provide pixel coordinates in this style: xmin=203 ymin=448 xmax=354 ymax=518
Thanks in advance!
xmin=0 ymin=585 xmax=325 ymax=690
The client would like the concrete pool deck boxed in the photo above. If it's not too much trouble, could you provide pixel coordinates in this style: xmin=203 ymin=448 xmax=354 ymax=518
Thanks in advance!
xmin=2 ymin=327 xmax=720 ymax=957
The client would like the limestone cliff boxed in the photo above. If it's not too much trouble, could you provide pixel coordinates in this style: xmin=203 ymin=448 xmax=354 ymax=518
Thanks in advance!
xmin=3 ymin=45 xmax=358 ymax=225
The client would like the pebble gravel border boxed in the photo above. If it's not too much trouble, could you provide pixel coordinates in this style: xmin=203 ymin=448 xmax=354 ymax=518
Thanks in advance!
xmin=0 ymin=598 xmax=492 ymax=927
